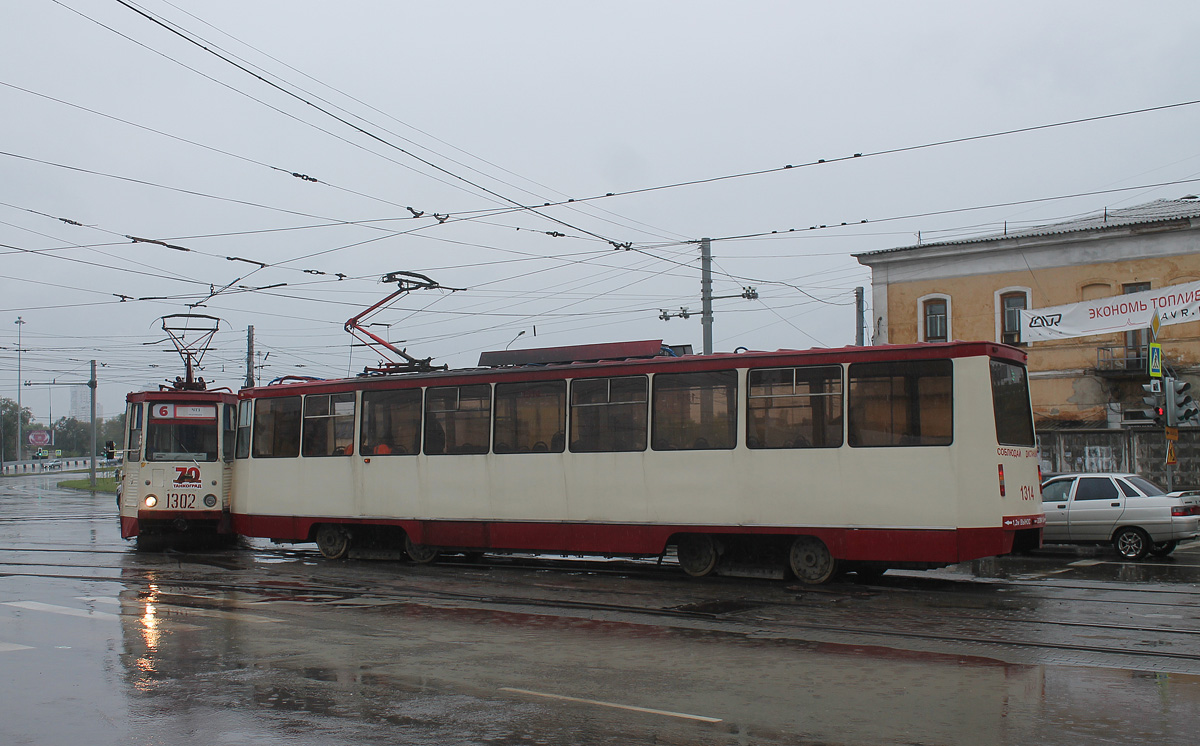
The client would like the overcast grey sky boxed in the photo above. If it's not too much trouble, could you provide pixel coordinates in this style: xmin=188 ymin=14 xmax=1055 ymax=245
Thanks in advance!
xmin=3 ymin=0 xmax=1200 ymax=421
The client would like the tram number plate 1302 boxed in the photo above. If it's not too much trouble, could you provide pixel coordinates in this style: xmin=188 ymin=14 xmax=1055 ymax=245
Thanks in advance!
xmin=164 ymin=493 xmax=196 ymax=509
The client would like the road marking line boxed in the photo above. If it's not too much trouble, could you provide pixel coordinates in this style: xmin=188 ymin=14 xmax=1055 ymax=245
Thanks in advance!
xmin=77 ymin=597 xmax=280 ymax=624
xmin=0 ymin=642 xmax=34 ymax=653
xmin=1068 ymin=560 xmax=1104 ymax=566
xmin=499 ymin=687 xmax=722 ymax=723
xmin=3 ymin=601 xmax=120 ymax=620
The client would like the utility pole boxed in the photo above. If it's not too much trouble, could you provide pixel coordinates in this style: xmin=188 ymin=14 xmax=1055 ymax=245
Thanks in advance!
xmin=855 ymin=287 xmax=865 ymax=346
xmin=15 ymin=316 xmax=24 ymax=462
xmin=700 ymin=238 xmax=713 ymax=355
xmin=245 ymin=325 xmax=255 ymax=388
xmin=27 ymin=360 xmax=99 ymax=487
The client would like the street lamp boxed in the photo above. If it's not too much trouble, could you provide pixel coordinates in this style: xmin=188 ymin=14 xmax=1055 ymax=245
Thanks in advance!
xmin=14 ymin=317 xmax=24 ymax=462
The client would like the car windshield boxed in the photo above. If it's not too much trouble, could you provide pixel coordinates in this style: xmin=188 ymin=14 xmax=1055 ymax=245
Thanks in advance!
xmin=1125 ymin=476 xmax=1166 ymax=496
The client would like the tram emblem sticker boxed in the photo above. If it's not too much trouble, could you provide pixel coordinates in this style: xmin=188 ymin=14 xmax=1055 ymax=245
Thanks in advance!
xmin=174 ymin=466 xmax=202 ymax=486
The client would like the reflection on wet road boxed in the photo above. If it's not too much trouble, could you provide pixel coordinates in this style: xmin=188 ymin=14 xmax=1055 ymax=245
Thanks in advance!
xmin=2 ymin=473 xmax=1199 ymax=745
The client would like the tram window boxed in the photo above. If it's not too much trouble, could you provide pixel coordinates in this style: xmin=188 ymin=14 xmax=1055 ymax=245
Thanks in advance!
xmin=303 ymin=393 xmax=356 ymax=457
xmin=126 ymin=403 xmax=143 ymax=459
xmin=146 ymin=406 xmax=219 ymax=462
xmin=235 ymin=400 xmax=252 ymax=459
xmin=222 ymin=403 xmax=236 ymax=461
xmin=651 ymin=370 xmax=737 ymax=450
xmin=252 ymin=396 xmax=301 ymax=458
xmin=570 ymin=376 xmax=648 ymax=452
xmin=361 ymin=389 xmax=421 ymax=456
xmin=990 ymin=360 xmax=1036 ymax=447
xmin=424 ymin=384 xmax=490 ymax=455
xmin=847 ymin=360 xmax=952 ymax=447
xmin=494 ymin=380 xmax=566 ymax=454
xmin=747 ymin=366 xmax=843 ymax=449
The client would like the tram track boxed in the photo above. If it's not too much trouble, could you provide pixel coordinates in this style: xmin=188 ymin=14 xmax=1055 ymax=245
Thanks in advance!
xmin=3 ymin=549 xmax=1200 ymax=669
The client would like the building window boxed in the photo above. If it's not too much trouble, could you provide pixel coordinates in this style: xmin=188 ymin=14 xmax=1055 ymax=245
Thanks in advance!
xmin=919 ymin=294 xmax=950 ymax=343
xmin=997 ymin=289 xmax=1030 ymax=346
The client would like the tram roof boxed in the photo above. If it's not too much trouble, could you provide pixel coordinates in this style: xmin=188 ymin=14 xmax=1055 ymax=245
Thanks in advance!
xmin=238 ymin=340 xmax=1025 ymax=399
xmin=126 ymin=389 xmax=239 ymax=404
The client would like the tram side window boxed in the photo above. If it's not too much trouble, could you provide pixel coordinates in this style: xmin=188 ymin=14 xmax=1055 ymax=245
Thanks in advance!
xmin=235 ymin=400 xmax=252 ymax=459
xmin=747 ymin=366 xmax=843 ymax=449
xmin=848 ymin=360 xmax=952 ymax=447
xmin=303 ymin=393 xmax=356 ymax=457
xmin=424 ymin=384 xmax=491 ymax=455
xmin=651 ymin=370 xmax=737 ymax=450
xmin=570 ymin=376 xmax=648 ymax=452
xmin=125 ymin=403 xmax=143 ymax=459
xmin=222 ymin=403 xmax=236 ymax=461
xmin=494 ymin=381 xmax=566 ymax=453
xmin=990 ymin=359 xmax=1036 ymax=447
xmin=252 ymin=396 xmax=301 ymax=458
xmin=361 ymin=389 xmax=422 ymax=456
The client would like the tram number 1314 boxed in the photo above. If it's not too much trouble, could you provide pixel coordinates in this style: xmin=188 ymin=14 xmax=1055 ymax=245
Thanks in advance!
xmin=164 ymin=493 xmax=196 ymax=509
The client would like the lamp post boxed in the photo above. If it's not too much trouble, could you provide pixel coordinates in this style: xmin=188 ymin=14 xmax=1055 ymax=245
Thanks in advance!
xmin=14 ymin=317 xmax=24 ymax=462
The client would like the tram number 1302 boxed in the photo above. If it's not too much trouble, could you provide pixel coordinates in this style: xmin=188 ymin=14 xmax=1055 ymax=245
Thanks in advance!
xmin=164 ymin=493 xmax=196 ymax=509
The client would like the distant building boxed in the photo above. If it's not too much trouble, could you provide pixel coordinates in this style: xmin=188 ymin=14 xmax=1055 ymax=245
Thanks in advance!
xmin=854 ymin=197 xmax=1200 ymax=480
xmin=69 ymin=385 xmax=103 ymax=421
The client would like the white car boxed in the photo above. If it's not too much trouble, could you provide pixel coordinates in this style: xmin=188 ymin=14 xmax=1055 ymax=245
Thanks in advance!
xmin=1040 ymin=473 xmax=1200 ymax=559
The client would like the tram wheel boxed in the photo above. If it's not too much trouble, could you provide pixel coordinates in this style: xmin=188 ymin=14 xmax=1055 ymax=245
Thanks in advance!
xmin=1150 ymin=540 xmax=1178 ymax=557
xmin=315 ymin=524 xmax=351 ymax=560
xmin=676 ymin=534 xmax=719 ymax=577
xmin=405 ymin=535 xmax=441 ymax=564
xmin=788 ymin=536 xmax=838 ymax=584
xmin=1113 ymin=527 xmax=1151 ymax=560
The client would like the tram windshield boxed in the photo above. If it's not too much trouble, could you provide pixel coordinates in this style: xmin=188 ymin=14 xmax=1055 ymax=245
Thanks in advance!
xmin=145 ymin=403 xmax=220 ymax=461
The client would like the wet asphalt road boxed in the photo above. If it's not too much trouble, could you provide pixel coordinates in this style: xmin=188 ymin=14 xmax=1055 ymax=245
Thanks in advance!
xmin=2 ymin=473 xmax=1200 ymax=745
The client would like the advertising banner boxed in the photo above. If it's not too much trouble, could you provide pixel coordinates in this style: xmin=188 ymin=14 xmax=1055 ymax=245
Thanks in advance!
xmin=1020 ymin=280 xmax=1200 ymax=342
xmin=27 ymin=429 xmax=52 ymax=446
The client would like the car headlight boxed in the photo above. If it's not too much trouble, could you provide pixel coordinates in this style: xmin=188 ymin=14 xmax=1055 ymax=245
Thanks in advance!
xmin=144 ymin=495 xmax=158 ymax=508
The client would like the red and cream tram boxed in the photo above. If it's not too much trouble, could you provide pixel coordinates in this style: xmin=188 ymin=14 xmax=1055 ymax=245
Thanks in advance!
xmin=229 ymin=340 xmax=1044 ymax=582
xmin=118 ymin=390 xmax=239 ymax=541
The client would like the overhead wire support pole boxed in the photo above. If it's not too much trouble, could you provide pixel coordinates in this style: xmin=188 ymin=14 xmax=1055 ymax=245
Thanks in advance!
xmin=25 ymin=360 xmax=99 ymax=487
xmin=701 ymin=238 xmax=713 ymax=355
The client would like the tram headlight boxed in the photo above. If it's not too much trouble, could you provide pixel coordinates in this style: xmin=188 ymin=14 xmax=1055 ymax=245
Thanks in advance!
xmin=144 ymin=495 xmax=158 ymax=508
xmin=203 ymin=494 xmax=217 ymax=508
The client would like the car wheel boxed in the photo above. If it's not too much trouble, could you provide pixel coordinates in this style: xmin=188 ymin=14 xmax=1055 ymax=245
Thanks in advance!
xmin=1113 ymin=527 xmax=1151 ymax=560
xmin=1150 ymin=540 xmax=1179 ymax=557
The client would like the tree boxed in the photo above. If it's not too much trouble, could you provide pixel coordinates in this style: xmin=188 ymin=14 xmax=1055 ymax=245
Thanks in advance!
xmin=0 ymin=397 xmax=34 ymax=462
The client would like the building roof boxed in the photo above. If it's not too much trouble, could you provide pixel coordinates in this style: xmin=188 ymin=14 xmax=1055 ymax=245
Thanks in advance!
xmin=855 ymin=197 xmax=1200 ymax=259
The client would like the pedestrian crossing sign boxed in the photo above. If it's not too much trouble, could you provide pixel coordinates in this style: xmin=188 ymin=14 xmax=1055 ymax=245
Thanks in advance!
xmin=1149 ymin=343 xmax=1162 ymax=378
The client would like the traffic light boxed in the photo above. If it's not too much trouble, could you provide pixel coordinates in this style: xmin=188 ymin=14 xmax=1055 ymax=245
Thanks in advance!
xmin=1141 ymin=381 xmax=1166 ymax=425
xmin=1166 ymin=377 xmax=1199 ymax=426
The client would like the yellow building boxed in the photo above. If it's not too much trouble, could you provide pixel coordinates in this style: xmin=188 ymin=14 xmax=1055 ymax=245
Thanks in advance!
xmin=855 ymin=198 xmax=1200 ymax=434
